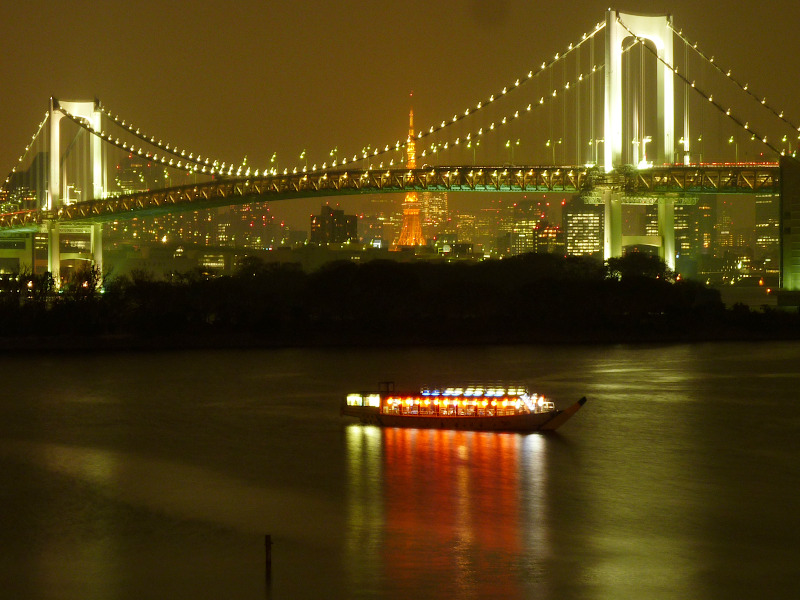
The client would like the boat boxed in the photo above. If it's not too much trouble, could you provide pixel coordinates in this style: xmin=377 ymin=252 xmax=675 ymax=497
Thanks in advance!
xmin=341 ymin=382 xmax=586 ymax=432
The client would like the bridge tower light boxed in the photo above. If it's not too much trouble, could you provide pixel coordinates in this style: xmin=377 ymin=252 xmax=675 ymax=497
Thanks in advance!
xmin=588 ymin=138 xmax=604 ymax=166
xmin=678 ymin=137 xmax=690 ymax=165
xmin=546 ymin=139 xmax=561 ymax=165
xmin=728 ymin=137 xmax=738 ymax=163
xmin=640 ymin=135 xmax=653 ymax=168
xmin=604 ymin=9 xmax=674 ymax=171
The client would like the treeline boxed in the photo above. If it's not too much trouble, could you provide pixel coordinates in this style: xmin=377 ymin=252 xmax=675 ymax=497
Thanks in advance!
xmin=0 ymin=252 xmax=797 ymax=347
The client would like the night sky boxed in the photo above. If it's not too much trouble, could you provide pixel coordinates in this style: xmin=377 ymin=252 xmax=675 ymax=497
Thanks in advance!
xmin=2 ymin=0 xmax=799 ymax=182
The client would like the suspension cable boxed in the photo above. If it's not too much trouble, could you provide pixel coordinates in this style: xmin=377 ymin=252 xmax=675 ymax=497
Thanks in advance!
xmin=3 ymin=112 xmax=50 ymax=191
xmin=617 ymin=17 xmax=783 ymax=156
xmin=670 ymin=24 xmax=800 ymax=136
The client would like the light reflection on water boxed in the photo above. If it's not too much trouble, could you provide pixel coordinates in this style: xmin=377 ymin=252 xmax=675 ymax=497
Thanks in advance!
xmin=0 ymin=342 xmax=798 ymax=598
xmin=346 ymin=425 xmax=551 ymax=599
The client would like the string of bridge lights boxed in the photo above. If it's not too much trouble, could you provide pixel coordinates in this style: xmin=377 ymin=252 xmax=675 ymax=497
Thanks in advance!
xmin=62 ymin=108 xmax=231 ymax=176
xmin=417 ymin=63 xmax=610 ymax=162
xmin=415 ymin=35 xmax=693 ymax=164
xmin=17 ymin=18 xmax=791 ymax=192
xmin=617 ymin=18 xmax=785 ymax=157
xmin=413 ymin=21 xmax=606 ymax=143
xmin=8 ymin=22 xmax=613 ymax=184
xmin=2 ymin=111 xmax=50 ymax=189
xmin=331 ymin=21 xmax=608 ymax=172
xmin=300 ymin=60 xmax=607 ymax=171
xmin=58 ymin=20 xmax=610 ymax=178
xmin=669 ymin=24 xmax=800 ymax=139
xmin=95 ymin=104 xmax=263 ymax=175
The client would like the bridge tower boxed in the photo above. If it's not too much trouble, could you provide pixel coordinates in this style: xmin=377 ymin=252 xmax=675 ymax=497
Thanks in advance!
xmin=46 ymin=98 xmax=105 ymax=279
xmin=396 ymin=107 xmax=425 ymax=247
xmin=603 ymin=9 xmax=676 ymax=270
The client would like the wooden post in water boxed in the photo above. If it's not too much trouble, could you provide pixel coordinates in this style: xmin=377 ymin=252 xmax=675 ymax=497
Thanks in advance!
xmin=265 ymin=534 xmax=272 ymax=585
xmin=264 ymin=535 xmax=272 ymax=581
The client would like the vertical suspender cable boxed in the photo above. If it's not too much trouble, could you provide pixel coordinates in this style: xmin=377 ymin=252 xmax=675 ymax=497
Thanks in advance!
xmin=559 ymin=49 xmax=567 ymax=163
xmin=590 ymin=31 xmax=595 ymax=165
xmin=640 ymin=38 xmax=645 ymax=158
xmin=627 ymin=40 xmax=632 ymax=163
xmin=575 ymin=44 xmax=581 ymax=164
xmin=684 ymin=36 xmax=689 ymax=163
xmin=549 ymin=66 xmax=553 ymax=163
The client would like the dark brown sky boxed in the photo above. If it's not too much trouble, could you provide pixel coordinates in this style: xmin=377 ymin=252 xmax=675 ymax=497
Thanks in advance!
xmin=2 ymin=0 xmax=799 ymax=177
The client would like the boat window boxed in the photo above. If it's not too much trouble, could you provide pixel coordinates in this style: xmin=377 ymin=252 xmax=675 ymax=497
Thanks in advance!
xmin=346 ymin=394 xmax=363 ymax=406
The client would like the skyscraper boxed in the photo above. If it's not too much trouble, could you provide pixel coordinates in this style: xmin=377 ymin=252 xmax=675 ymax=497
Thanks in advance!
xmin=420 ymin=191 xmax=448 ymax=238
xmin=310 ymin=206 xmax=357 ymax=245
xmin=511 ymin=201 xmax=542 ymax=255
xmin=755 ymin=193 xmax=780 ymax=271
xmin=563 ymin=197 xmax=603 ymax=258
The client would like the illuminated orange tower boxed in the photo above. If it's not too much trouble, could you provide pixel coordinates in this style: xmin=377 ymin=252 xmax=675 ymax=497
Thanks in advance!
xmin=395 ymin=106 xmax=425 ymax=247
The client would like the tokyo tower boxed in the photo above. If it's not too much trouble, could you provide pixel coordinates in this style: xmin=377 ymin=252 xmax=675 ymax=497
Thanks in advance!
xmin=395 ymin=106 xmax=425 ymax=247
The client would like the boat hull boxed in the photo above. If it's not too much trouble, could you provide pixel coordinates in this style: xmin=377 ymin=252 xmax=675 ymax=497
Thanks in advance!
xmin=342 ymin=397 xmax=586 ymax=432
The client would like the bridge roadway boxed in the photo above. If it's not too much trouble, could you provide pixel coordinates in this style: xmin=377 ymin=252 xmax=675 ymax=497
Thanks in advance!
xmin=0 ymin=163 xmax=780 ymax=232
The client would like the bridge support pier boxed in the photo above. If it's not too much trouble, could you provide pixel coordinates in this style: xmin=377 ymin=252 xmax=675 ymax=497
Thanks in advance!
xmin=47 ymin=222 xmax=60 ymax=280
xmin=602 ymin=191 xmax=676 ymax=270
xmin=603 ymin=190 xmax=623 ymax=260
xmin=780 ymin=155 xmax=800 ymax=290
xmin=0 ymin=233 xmax=35 ymax=274
xmin=45 ymin=222 xmax=103 ymax=283
xmin=658 ymin=198 xmax=675 ymax=271
xmin=91 ymin=224 xmax=103 ymax=275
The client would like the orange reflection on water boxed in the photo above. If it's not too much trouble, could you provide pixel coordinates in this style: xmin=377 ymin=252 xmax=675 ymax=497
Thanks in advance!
xmin=380 ymin=427 xmax=526 ymax=598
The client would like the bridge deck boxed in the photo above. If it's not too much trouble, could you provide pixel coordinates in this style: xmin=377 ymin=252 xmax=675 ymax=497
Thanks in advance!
xmin=0 ymin=164 xmax=780 ymax=232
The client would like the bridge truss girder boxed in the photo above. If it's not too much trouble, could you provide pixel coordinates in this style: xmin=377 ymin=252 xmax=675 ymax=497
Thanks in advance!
xmin=0 ymin=164 xmax=781 ymax=233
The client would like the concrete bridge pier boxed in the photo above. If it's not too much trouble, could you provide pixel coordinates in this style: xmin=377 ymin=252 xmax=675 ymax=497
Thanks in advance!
xmin=47 ymin=222 xmax=60 ymax=279
xmin=603 ymin=189 xmax=623 ymax=260
xmin=47 ymin=222 xmax=103 ymax=282
xmin=780 ymin=155 xmax=800 ymax=290
xmin=658 ymin=197 xmax=676 ymax=270
xmin=603 ymin=191 xmax=676 ymax=270
xmin=91 ymin=223 xmax=103 ymax=275
xmin=0 ymin=234 xmax=35 ymax=274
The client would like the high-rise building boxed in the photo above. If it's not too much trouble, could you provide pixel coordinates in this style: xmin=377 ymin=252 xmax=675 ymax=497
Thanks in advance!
xmin=694 ymin=197 xmax=715 ymax=256
xmin=310 ymin=206 xmax=357 ymax=245
xmin=563 ymin=197 xmax=603 ymax=258
xmin=755 ymin=193 xmax=780 ymax=271
xmin=673 ymin=204 xmax=694 ymax=256
xmin=715 ymin=199 xmax=735 ymax=255
xmin=216 ymin=203 xmax=288 ymax=250
xmin=114 ymin=153 xmax=168 ymax=194
xmin=536 ymin=224 xmax=564 ymax=254
xmin=396 ymin=108 xmax=425 ymax=247
xmin=455 ymin=212 xmax=477 ymax=244
xmin=420 ymin=191 xmax=448 ymax=238
xmin=511 ymin=201 xmax=541 ymax=255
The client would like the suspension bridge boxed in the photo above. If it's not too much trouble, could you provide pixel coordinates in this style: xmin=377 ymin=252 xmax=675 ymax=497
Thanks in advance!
xmin=3 ymin=9 xmax=800 ymax=287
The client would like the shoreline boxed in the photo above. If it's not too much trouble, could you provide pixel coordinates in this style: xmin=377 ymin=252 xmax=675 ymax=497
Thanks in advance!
xmin=1 ymin=327 xmax=798 ymax=354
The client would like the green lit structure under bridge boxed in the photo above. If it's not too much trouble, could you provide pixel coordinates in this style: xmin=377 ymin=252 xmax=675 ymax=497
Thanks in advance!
xmin=0 ymin=161 xmax=782 ymax=275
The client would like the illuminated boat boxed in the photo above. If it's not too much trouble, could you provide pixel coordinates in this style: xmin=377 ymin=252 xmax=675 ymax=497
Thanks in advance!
xmin=342 ymin=383 xmax=586 ymax=432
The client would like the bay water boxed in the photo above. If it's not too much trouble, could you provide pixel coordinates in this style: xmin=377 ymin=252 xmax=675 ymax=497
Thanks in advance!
xmin=0 ymin=342 xmax=798 ymax=599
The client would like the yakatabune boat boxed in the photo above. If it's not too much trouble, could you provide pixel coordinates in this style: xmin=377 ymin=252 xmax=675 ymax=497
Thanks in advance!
xmin=342 ymin=383 xmax=586 ymax=432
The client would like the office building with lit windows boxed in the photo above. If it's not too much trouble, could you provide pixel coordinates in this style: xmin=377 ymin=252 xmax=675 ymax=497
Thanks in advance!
xmin=310 ymin=206 xmax=357 ymax=245
xmin=563 ymin=197 xmax=603 ymax=258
